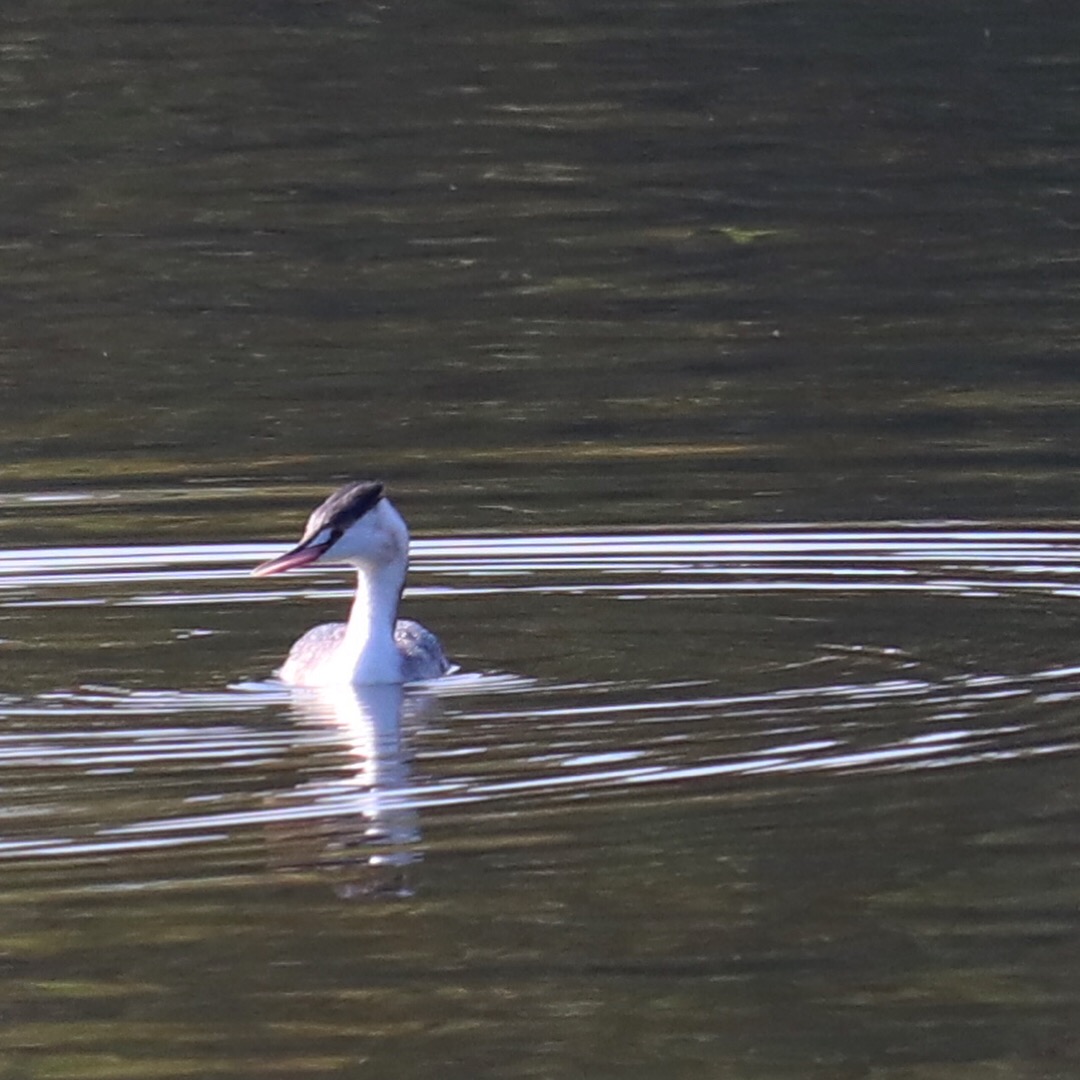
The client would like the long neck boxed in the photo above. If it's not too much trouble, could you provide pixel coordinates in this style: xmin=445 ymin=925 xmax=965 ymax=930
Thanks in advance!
xmin=339 ymin=556 xmax=407 ymax=684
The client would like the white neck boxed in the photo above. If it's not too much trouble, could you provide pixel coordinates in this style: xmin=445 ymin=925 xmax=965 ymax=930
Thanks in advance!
xmin=337 ymin=556 xmax=407 ymax=684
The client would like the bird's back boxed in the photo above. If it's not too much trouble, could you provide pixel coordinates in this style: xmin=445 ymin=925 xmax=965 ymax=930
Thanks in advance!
xmin=394 ymin=618 xmax=452 ymax=681
xmin=278 ymin=621 xmax=348 ymax=685
xmin=278 ymin=619 xmax=449 ymax=685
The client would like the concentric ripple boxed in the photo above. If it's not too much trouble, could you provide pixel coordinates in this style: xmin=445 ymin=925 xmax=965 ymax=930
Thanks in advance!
xmin=0 ymin=527 xmax=1078 ymax=879
xmin=5 ymin=527 xmax=1080 ymax=603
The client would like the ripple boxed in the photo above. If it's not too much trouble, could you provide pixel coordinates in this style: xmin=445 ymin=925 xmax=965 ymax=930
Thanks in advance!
xmin=3 ymin=527 xmax=1080 ymax=607
xmin=0 ymin=658 xmax=1076 ymax=866
xmin=1 ymin=527 xmax=1079 ymax=875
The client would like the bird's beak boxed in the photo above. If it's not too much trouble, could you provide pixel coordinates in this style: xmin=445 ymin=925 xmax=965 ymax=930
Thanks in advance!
xmin=252 ymin=537 xmax=332 ymax=577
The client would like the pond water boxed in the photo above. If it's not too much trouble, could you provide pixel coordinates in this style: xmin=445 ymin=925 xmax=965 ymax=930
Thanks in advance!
xmin=3 ymin=527 xmax=1080 ymax=1077
xmin=3 ymin=1 xmax=1080 ymax=1077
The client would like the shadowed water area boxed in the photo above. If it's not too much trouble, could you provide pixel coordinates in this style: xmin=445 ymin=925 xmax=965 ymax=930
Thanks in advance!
xmin=2 ymin=1 xmax=1080 ymax=1078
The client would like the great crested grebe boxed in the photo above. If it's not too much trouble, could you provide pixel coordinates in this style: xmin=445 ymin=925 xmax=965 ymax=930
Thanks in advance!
xmin=252 ymin=481 xmax=450 ymax=686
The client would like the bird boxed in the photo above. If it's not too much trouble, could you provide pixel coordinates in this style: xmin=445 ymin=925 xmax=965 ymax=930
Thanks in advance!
xmin=252 ymin=481 xmax=450 ymax=686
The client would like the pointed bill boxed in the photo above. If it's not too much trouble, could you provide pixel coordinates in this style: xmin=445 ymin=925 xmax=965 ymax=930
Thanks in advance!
xmin=252 ymin=535 xmax=332 ymax=577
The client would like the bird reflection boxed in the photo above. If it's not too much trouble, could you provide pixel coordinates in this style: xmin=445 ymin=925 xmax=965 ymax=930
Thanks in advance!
xmin=265 ymin=682 xmax=432 ymax=899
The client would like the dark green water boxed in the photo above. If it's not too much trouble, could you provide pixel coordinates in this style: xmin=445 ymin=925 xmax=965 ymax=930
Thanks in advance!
xmin=3 ymin=2 xmax=1080 ymax=1077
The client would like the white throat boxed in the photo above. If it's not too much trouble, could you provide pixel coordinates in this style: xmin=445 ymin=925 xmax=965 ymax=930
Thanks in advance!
xmin=336 ymin=555 xmax=407 ymax=684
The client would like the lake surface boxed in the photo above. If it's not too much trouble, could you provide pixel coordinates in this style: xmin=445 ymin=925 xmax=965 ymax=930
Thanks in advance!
xmin=4 ymin=528 xmax=1080 ymax=1078
xmin=3 ymin=1 xmax=1080 ymax=1077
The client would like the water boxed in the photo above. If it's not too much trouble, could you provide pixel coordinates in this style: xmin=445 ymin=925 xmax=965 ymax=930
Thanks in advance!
xmin=4 ymin=0 xmax=1080 ymax=1075
xmin=4 ymin=1 xmax=1080 ymax=530
xmin=3 ymin=531 xmax=1080 ymax=1076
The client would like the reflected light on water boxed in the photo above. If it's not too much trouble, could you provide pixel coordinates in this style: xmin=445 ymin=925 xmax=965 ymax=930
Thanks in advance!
xmin=1 ymin=526 xmax=1080 ymax=874
xmin=3 ymin=527 xmax=1080 ymax=603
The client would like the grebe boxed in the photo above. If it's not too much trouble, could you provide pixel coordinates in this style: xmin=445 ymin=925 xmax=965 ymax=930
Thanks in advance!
xmin=252 ymin=481 xmax=450 ymax=686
